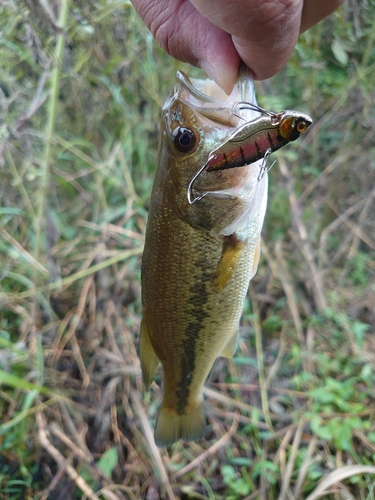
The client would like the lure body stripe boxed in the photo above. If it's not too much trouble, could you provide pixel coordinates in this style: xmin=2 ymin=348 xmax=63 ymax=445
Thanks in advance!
xmin=205 ymin=112 xmax=301 ymax=172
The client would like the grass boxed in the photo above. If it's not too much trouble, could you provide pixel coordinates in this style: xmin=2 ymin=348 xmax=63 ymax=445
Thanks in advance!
xmin=1 ymin=1 xmax=375 ymax=499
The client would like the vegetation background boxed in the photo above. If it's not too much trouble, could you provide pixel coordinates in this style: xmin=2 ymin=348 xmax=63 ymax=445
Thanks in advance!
xmin=0 ymin=0 xmax=375 ymax=498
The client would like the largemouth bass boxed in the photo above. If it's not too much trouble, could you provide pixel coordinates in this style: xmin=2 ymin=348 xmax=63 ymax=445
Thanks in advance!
xmin=140 ymin=66 xmax=312 ymax=447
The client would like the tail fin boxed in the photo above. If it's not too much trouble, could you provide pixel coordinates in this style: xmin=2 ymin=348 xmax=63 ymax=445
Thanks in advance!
xmin=154 ymin=402 xmax=206 ymax=447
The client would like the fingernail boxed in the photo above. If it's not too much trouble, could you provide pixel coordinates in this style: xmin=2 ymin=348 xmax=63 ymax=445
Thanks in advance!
xmin=200 ymin=60 xmax=236 ymax=96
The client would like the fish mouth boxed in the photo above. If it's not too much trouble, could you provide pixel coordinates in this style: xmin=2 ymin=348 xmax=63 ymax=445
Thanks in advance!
xmin=175 ymin=64 xmax=263 ymax=126
xmin=175 ymin=65 xmax=266 ymax=199
xmin=197 ymin=163 xmax=258 ymax=199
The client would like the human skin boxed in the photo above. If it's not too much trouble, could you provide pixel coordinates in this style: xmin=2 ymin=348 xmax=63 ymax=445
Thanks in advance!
xmin=131 ymin=0 xmax=345 ymax=94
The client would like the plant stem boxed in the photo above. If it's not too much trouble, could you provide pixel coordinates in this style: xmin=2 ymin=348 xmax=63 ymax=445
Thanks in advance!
xmin=34 ymin=0 xmax=69 ymax=271
xmin=249 ymin=285 xmax=273 ymax=431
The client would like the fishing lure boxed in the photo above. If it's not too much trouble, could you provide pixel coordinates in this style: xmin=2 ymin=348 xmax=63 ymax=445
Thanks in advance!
xmin=187 ymin=103 xmax=312 ymax=204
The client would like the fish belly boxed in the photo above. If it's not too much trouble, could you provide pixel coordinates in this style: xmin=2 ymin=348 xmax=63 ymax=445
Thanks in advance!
xmin=141 ymin=204 xmax=255 ymax=446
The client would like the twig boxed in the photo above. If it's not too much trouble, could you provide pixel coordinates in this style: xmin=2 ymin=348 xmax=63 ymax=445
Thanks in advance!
xmin=279 ymin=156 xmax=327 ymax=313
xmin=278 ymin=418 xmax=306 ymax=500
xmin=53 ymin=276 xmax=93 ymax=386
xmin=203 ymin=387 xmax=279 ymax=421
xmin=0 ymin=228 xmax=49 ymax=276
xmin=39 ymin=447 xmax=75 ymax=500
xmin=298 ymin=145 xmax=362 ymax=203
xmin=24 ymin=0 xmax=64 ymax=34
xmin=12 ymin=72 xmax=50 ymax=135
xmin=265 ymin=423 xmax=298 ymax=443
xmin=174 ymin=417 xmax=238 ymax=478
xmin=262 ymin=240 xmax=307 ymax=370
xmin=129 ymin=389 xmax=176 ymax=500
xmin=326 ymin=199 xmax=375 ymax=252
xmin=1 ymin=246 xmax=143 ymax=304
xmin=318 ymin=188 xmax=375 ymax=270
xmin=305 ymin=465 xmax=375 ymax=500
xmin=37 ymin=412 xmax=101 ymax=500
xmin=293 ymin=437 xmax=317 ymax=498
xmin=274 ymin=241 xmax=304 ymax=345
xmin=211 ymin=383 xmax=308 ymax=400
xmin=33 ymin=0 xmax=68 ymax=270
xmin=273 ymin=427 xmax=295 ymax=472
xmin=210 ymin=408 xmax=271 ymax=430
xmin=5 ymin=148 xmax=35 ymax=218
xmin=249 ymin=285 xmax=273 ymax=430
xmin=266 ymin=329 xmax=287 ymax=386
xmin=49 ymin=423 xmax=126 ymax=500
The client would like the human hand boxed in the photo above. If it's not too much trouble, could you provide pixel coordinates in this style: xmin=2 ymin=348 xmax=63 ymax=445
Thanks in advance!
xmin=131 ymin=0 xmax=345 ymax=94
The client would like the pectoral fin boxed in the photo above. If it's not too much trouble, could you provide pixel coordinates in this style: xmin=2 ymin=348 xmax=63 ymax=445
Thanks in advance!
xmin=215 ymin=235 xmax=246 ymax=291
xmin=221 ymin=328 xmax=239 ymax=358
xmin=139 ymin=320 xmax=160 ymax=389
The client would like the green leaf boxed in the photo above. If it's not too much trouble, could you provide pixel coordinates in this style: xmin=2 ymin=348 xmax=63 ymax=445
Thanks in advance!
xmin=233 ymin=357 xmax=258 ymax=367
xmin=0 ymin=369 xmax=56 ymax=396
xmin=221 ymin=465 xmax=237 ymax=484
xmin=231 ymin=478 xmax=251 ymax=496
xmin=352 ymin=321 xmax=370 ymax=348
xmin=252 ymin=460 xmax=279 ymax=479
xmin=333 ymin=422 xmax=352 ymax=450
xmin=228 ymin=458 xmax=253 ymax=467
xmin=310 ymin=417 xmax=332 ymax=441
xmin=0 ymin=207 xmax=28 ymax=217
xmin=331 ymin=39 xmax=349 ymax=66
xmin=97 ymin=447 xmax=118 ymax=477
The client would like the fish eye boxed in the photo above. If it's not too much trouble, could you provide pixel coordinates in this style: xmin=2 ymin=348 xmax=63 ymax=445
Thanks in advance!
xmin=172 ymin=127 xmax=197 ymax=153
xmin=296 ymin=120 xmax=307 ymax=134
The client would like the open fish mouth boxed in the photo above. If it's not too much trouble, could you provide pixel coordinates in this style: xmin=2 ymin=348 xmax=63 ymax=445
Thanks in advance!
xmin=171 ymin=67 xmax=267 ymax=201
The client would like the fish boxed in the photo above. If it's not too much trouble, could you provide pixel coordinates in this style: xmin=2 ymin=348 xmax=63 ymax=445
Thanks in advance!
xmin=140 ymin=65 xmax=312 ymax=447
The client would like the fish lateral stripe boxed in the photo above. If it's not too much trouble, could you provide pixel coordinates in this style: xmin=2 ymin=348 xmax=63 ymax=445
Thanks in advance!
xmin=175 ymin=276 xmax=210 ymax=415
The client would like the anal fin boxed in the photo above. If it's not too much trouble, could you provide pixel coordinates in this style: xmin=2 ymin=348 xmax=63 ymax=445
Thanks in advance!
xmin=139 ymin=320 xmax=160 ymax=389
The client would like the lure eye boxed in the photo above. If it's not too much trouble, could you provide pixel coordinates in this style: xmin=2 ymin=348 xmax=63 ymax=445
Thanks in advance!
xmin=296 ymin=120 xmax=307 ymax=134
xmin=172 ymin=127 xmax=197 ymax=153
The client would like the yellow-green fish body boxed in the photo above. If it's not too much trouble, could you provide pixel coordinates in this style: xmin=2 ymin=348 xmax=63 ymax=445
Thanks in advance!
xmin=140 ymin=67 xmax=310 ymax=447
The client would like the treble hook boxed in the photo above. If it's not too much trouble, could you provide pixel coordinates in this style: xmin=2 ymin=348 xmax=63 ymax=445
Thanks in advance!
xmin=231 ymin=101 xmax=278 ymax=121
xmin=187 ymin=160 xmax=210 ymax=204
xmin=257 ymin=148 xmax=276 ymax=181
xmin=188 ymin=148 xmax=275 ymax=204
